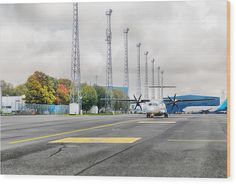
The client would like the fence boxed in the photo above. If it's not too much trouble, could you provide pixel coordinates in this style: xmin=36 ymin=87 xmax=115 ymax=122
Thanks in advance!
xmin=23 ymin=104 xmax=69 ymax=115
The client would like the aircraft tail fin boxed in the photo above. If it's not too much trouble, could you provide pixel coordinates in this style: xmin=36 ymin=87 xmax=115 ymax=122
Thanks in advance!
xmin=215 ymin=99 xmax=227 ymax=112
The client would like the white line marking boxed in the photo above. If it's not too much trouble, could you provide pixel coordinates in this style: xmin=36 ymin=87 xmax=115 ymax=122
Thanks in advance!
xmin=138 ymin=121 xmax=176 ymax=124
xmin=168 ymin=139 xmax=226 ymax=142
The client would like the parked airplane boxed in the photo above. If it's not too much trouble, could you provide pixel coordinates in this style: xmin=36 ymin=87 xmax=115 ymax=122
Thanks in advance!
xmin=101 ymin=94 xmax=215 ymax=118
xmin=182 ymin=99 xmax=227 ymax=114
xmin=145 ymin=94 xmax=214 ymax=118
xmin=145 ymin=100 xmax=168 ymax=118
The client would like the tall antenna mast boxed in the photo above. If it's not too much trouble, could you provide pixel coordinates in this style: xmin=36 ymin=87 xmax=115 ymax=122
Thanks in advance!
xmin=161 ymin=70 xmax=164 ymax=99
xmin=157 ymin=66 xmax=161 ymax=100
xmin=70 ymin=2 xmax=81 ymax=109
xmin=0 ymin=81 xmax=2 ymax=114
xmin=151 ymin=59 xmax=155 ymax=100
xmin=105 ymin=9 xmax=113 ymax=109
xmin=144 ymin=51 xmax=149 ymax=99
xmin=136 ymin=43 xmax=141 ymax=97
xmin=123 ymin=28 xmax=129 ymax=96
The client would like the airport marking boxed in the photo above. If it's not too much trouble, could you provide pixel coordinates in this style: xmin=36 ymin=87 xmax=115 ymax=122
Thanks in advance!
xmin=168 ymin=139 xmax=226 ymax=143
xmin=49 ymin=137 xmax=141 ymax=144
xmin=9 ymin=119 xmax=141 ymax=144
xmin=138 ymin=121 xmax=176 ymax=124
xmin=174 ymin=130 xmax=184 ymax=133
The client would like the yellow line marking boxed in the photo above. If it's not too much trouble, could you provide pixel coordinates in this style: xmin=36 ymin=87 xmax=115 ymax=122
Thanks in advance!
xmin=49 ymin=137 xmax=141 ymax=144
xmin=9 ymin=119 xmax=140 ymax=144
xmin=138 ymin=121 xmax=176 ymax=124
xmin=168 ymin=139 xmax=226 ymax=143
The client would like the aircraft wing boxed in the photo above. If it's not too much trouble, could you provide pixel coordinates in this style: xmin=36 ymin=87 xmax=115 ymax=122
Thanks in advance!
xmin=100 ymin=98 xmax=136 ymax=102
xmin=110 ymin=99 xmax=150 ymax=103
xmin=149 ymin=85 xmax=176 ymax=88
xmin=140 ymin=99 xmax=150 ymax=103
xmin=111 ymin=99 xmax=136 ymax=102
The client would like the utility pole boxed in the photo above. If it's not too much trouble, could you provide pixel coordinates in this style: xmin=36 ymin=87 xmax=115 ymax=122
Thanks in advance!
xmin=70 ymin=2 xmax=81 ymax=114
xmin=123 ymin=28 xmax=129 ymax=96
xmin=151 ymin=59 xmax=155 ymax=100
xmin=0 ymin=81 xmax=2 ymax=115
xmin=157 ymin=66 xmax=161 ymax=100
xmin=161 ymin=70 xmax=164 ymax=99
xmin=105 ymin=9 xmax=113 ymax=110
xmin=95 ymin=75 xmax=98 ymax=86
xmin=144 ymin=51 xmax=149 ymax=99
xmin=136 ymin=43 xmax=141 ymax=97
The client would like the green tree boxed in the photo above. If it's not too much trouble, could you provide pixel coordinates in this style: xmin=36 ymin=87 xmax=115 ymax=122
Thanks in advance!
xmin=1 ymin=81 xmax=15 ymax=96
xmin=14 ymin=84 xmax=27 ymax=96
xmin=81 ymin=84 xmax=98 ymax=112
xmin=25 ymin=71 xmax=56 ymax=104
xmin=94 ymin=85 xmax=106 ymax=112
xmin=112 ymin=89 xmax=129 ymax=112
xmin=1 ymin=81 xmax=27 ymax=96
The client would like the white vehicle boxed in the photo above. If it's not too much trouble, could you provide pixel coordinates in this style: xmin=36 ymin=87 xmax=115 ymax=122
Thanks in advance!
xmin=145 ymin=100 xmax=168 ymax=118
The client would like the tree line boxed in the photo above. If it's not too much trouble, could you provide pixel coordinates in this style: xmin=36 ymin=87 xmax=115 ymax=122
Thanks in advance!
xmin=1 ymin=71 xmax=129 ymax=112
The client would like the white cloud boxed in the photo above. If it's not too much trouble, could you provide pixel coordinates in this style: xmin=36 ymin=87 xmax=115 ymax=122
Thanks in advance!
xmin=0 ymin=1 xmax=227 ymax=97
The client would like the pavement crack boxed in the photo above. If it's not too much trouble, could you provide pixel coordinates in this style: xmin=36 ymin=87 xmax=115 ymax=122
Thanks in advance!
xmin=74 ymin=144 xmax=137 ymax=175
xmin=48 ymin=145 xmax=65 ymax=158
xmin=74 ymin=120 xmax=189 ymax=176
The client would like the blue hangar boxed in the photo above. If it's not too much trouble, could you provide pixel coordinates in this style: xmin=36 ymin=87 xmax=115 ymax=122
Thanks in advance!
xmin=163 ymin=95 xmax=220 ymax=113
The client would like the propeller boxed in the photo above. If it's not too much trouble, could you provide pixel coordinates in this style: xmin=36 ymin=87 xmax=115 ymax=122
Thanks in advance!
xmin=166 ymin=94 xmax=180 ymax=113
xmin=100 ymin=94 xmax=150 ymax=111
xmin=133 ymin=94 xmax=142 ymax=111
xmin=165 ymin=94 xmax=215 ymax=113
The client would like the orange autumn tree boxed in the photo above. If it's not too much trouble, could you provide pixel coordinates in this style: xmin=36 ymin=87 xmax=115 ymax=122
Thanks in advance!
xmin=55 ymin=79 xmax=71 ymax=105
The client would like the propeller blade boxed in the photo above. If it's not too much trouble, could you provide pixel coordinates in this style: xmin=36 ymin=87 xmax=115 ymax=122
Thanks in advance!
xmin=174 ymin=94 xmax=177 ymax=101
xmin=168 ymin=96 xmax=173 ymax=102
xmin=176 ymin=104 xmax=180 ymax=112
xmin=134 ymin=104 xmax=138 ymax=110
xmin=138 ymin=94 xmax=142 ymax=102
xmin=171 ymin=104 xmax=175 ymax=112
xmin=139 ymin=104 xmax=142 ymax=111
xmin=134 ymin=95 xmax=137 ymax=102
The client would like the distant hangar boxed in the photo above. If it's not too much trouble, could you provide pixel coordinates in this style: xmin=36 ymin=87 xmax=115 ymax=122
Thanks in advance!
xmin=163 ymin=95 xmax=220 ymax=113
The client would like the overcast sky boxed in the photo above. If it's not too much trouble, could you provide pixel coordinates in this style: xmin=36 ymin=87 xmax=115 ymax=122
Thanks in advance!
xmin=0 ymin=0 xmax=227 ymax=98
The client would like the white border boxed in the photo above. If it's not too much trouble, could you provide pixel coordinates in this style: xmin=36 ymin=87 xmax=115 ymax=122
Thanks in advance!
xmin=0 ymin=0 xmax=234 ymax=184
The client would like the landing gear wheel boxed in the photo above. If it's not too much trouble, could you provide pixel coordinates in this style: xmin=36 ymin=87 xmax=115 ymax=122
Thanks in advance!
xmin=146 ymin=113 xmax=150 ymax=118
xmin=164 ymin=113 xmax=169 ymax=118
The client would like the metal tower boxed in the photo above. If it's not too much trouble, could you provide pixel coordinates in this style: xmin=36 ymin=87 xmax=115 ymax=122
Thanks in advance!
xmin=151 ymin=59 xmax=155 ymax=100
xmin=105 ymin=9 xmax=113 ymax=95
xmin=136 ymin=43 xmax=141 ymax=97
xmin=0 ymin=81 xmax=2 ymax=114
xmin=161 ymin=70 xmax=164 ymax=99
xmin=123 ymin=28 xmax=129 ymax=96
xmin=157 ymin=66 xmax=161 ymax=100
xmin=70 ymin=2 xmax=81 ymax=108
xmin=144 ymin=51 xmax=149 ymax=99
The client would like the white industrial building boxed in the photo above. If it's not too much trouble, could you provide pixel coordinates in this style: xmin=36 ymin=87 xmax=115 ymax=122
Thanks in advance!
xmin=1 ymin=95 xmax=25 ymax=113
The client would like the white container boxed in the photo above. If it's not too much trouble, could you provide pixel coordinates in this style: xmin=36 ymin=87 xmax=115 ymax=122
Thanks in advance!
xmin=69 ymin=103 xmax=80 ymax=115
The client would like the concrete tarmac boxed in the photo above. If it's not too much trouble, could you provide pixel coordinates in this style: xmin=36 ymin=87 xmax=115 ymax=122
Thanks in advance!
xmin=0 ymin=114 xmax=227 ymax=177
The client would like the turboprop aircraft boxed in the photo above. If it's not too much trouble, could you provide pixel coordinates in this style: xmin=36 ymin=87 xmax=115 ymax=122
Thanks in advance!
xmin=102 ymin=94 xmax=168 ymax=118
xmin=101 ymin=93 xmax=215 ymax=118
xmin=145 ymin=94 xmax=215 ymax=118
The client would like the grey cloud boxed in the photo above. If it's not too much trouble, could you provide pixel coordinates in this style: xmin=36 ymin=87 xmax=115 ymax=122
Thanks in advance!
xmin=0 ymin=1 xmax=227 ymax=98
